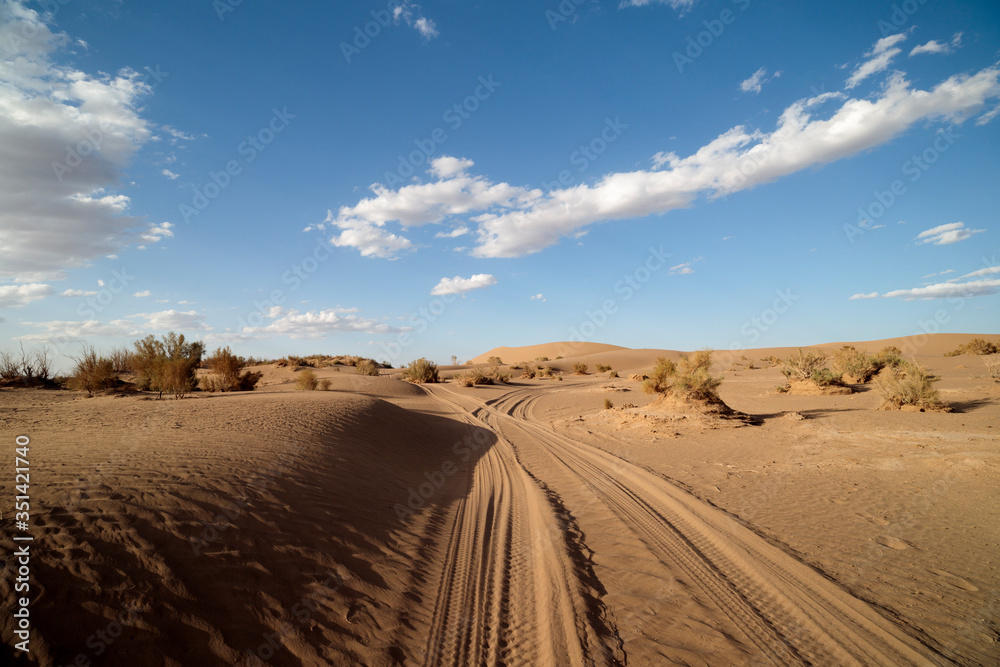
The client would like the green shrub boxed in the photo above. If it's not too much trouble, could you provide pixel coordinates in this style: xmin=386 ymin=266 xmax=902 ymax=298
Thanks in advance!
xmin=403 ymin=358 xmax=439 ymax=383
xmin=642 ymin=357 xmax=676 ymax=395
xmin=355 ymin=358 xmax=381 ymax=376
xmin=810 ymin=368 xmax=842 ymax=387
xmin=68 ymin=345 xmax=117 ymax=395
xmin=874 ymin=360 xmax=945 ymax=410
xmin=673 ymin=349 xmax=723 ymax=401
xmin=295 ymin=369 xmax=318 ymax=390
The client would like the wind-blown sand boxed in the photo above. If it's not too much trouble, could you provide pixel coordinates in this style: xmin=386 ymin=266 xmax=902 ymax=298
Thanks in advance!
xmin=1 ymin=334 xmax=997 ymax=665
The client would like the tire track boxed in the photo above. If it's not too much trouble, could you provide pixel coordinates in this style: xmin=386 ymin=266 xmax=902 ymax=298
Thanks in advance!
xmin=448 ymin=384 xmax=946 ymax=666
xmin=417 ymin=387 xmax=622 ymax=667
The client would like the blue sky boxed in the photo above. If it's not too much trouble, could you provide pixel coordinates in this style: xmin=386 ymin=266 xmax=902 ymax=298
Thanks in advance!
xmin=1 ymin=0 xmax=998 ymax=368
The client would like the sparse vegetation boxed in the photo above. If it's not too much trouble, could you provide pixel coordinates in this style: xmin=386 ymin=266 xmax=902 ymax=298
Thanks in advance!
xmin=596 ymin=363 xmax=612 ymax=372
xmin=643 ymin=350 xmax=724 ymax=403
xmin=642 ymin=357 xmax=676 ymax=395
xmin=403 ymin=358 xmax=440 ymax=383
xmin=608 ymin=370 xmax=619 ymax=378
xmin=945 ymin=338 xmax=999 ymax=356
xmin=520 ymin=363 xmax=536 ymax=379
xmin=68 ymin=345 xmax=117 ymax=395
xmin=604 ymin=398 xmax=613 ymax=410
xmin=131 ymin=332 xmax=204 ymax=399
xmin=355 ymin=358 xmax=381 ymax=376
xmin=0 ymin=345 xmax=54 ymax=386
xmin=874 ymin=360 xmax=947 ymax=410
xmin=832 ymin=345 xmax=903 ymax=383
xmin=201 ymin=346 xmax=262 ymax=392
xmin=573 ymin=362 xmax=589 ymax=375
xmin=295 ymin=369 xmax=319 ymax=391
xmin=535 ymin=356 xmax=549 ymax=362
xmin=781 ymin=348 xmax=829 ymax=382
xmin=319 ymin=379 xmax=332 ymax=391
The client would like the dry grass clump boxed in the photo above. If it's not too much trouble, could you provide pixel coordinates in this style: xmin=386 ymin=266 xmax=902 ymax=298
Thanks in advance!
xmin=833 ymin=345 xmax=903 ymax=383
xmin=132 ymin=332 xmax=204 ymax=399
xmin=643 ymin=350 xmax=724 ymax=403
xmin=781 ymin=348 xmax=828 ymax=382
xmin=295 ymin=369 xmax=319 ymax=391
xmin=604 ymin=398 xmax=613 ymax=410
xmin=519 ymin=363 xmax=536 ymax=379
xmin=200 ymin=346 xmax=262 ymax=392
xmin=608 ymin=370 xmax=619 ymax=378
xmin=68 ymin=345 xmax=117 ymax=395
xmin=319 ymin=378 xmax=332 ymax=390
xmin=403 ymin=358 xmax=439 ymax=383
xmin=779 ymin=348 xmax=850 ymax=392
xmin=874 ymin=360 xmax=948 ymax=411
xmin=355 ymin=358 xmax=381 ymax=376
xmin=573 ymin=362 xmax=589 ymax=375
xmin=596 ymin=363 xmax=612 ymax=372
xmin=535 ymin=356 xmax=549 ymax=361
xmin=945 ymin=338 xmax=1000 ymax=357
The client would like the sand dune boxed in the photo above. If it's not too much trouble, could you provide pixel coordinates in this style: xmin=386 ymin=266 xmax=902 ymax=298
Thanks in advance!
xmin=1 ymin=333 xmax=996 ymax=665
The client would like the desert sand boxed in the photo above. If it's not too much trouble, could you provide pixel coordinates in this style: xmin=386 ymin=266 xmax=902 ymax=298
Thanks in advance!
xmin=1 ymin=334 xmax=998 ymax=666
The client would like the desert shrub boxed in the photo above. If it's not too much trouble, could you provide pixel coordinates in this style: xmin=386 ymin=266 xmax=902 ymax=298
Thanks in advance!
xmin=609 ymin=370 xmax=619 ymax=378
xmin=520 ymin=363 xmax=536 ymax=379
xmin=874 ymin=360 xmax=945 ymax=410
xmin=403 ymin=358 xmax=439 ymax=383
xmin=487 ymin=356 xmax=503 ymax=365
xmin=556 ymin=356 xmax=563 ymax=359
xmin=203 ymin=346 xmax=261 ymax=392
xmin=132 ymin=333 xmax=204 ymax=398
xmin=604 ymin=399 xmax=613 ymax=410
xmin=810 ymin=368 xmax=842 ymax=387
xmin=573 ymin=362 xmax=589 ymax=375
xmin=832 ymin=346 xmax=880 ymax=383
xmin=68 ymin=345 xmax=117 ymax=394
xmin=873 ymin=346 xmax=903 ymax=369
xmin=596 ymin=363 xmax=612 ymax=372
xmin=945 ymin=338 xmax=999 ymax=356
xmin=781 ymin=349 xmax=829 ymax=382
xmin=454 ymin=372 xmax=475 ymax=387
xmin=535 ymin=356 xmax=549 ymax=362
xmin=319 ymin=378 xmax=332 ymax=390
xmin=642 ymin=357 xmax=676 ymax=395
xmin=763 ymin=355 xmax=783 ymax=368
xmin=355 ymin=358 xmax=381 ymax=376
xmin=295 ymin=369 xmax=318 ymax=390
xmin=673 ymin=349 xmax=723 ymax=401
xmin=0 ymin=350 xmax=20 ymax=381
xmin=775 ymin=384 xmax=789 ymax=394
xmin=109 ymin=346 xmax=134 ymax=373
xmin=537 ymin=365 xmax=553 ymax=378
xmin=984 ymin=355 xmax=1000 ymax=381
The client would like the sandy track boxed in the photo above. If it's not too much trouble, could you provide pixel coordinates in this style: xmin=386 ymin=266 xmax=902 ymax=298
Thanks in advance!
xmin=416 ymin=389 xmax=623 ymax=666
xmin=424 ymin=384 xmax=947 ymax=666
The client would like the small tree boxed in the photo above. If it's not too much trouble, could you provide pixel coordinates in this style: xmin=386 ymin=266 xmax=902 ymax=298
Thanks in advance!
xmin=68 ymin=345 xmax=117 ymax=395
xmin=451 ymin=355 xmax=458 ymax=366
xmin=202 ymin=346 xmax=262 ymax=392
xmin=131 ymin=332 xmax=204 ymax=398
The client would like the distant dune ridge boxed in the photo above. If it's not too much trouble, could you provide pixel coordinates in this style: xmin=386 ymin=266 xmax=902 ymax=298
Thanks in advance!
xmin=0 ymin=333 xmax=996 ymax=665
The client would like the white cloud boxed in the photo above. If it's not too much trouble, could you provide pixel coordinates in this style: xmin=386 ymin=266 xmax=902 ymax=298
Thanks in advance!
xmin=845 ymin=33 xmax=907 ymax=89
xmin=910 ymin=32 xmax=962 ymax=57
xmin=960 ymin=266 xmax=1000 ymax=279
xmin=162 ymin=169 xmax=179 ymax=180
xmin=60 ymin=288 xmax=97 ymax=297
xmin=531 ymin=293 xmax=546 ymax=302
xmin=849 ymin=292 xmax=880 ymax=300
xmin=327 ymin=56 xmax=1000 ymax=261
xmin=740 ymin=67 xmax=779 ymax=94
xmin=140 ymin=221 xmax=174 ymax=244
xmin=0 ymin=283 xmax=53 ymax=308
xmin=430 ymin=274 xmax=498 ymax=296
xmin=669 ymin=263 xmax=694 ymax=275
xmin=161 ymin=125 xmax=195 ymax=141
xmin=132 ymin=309 xmax=211 ymax=331
xmin=882 ymin=279 xmax=1000 ymax=300
xmin=619 ymin=0 xmax=697 ymax=13
xmin=922 ymin=269 xmax=955 ymax=279
xmin=240 ymin=307 xmax=406 ymax=340
xmin=435 ymin=226 xmax=470 ymax=238
xmin=915 ymin=222 xmax=985 ymax=245
xmin=133 ymin=290 xmax=151 ymax=297
xmin=392 ymin=2 xmax=439 ymax=39
xmin=0 ymin=1 xmax=156 ymax=280
xmin=15 ymin=318 xmax=141 ymax=343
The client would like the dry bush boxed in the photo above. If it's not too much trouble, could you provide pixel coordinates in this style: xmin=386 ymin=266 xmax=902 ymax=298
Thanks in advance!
xmin=573 ymin=362 xmax=589 ymax=375
xmin=596 ymin=363 xmax=612 ymax=372
xmin=535 ymin=356 xmax=549 ymax=362
xmin=0 ymin=350 xmax=20 ymax=381
xmin=520 ymin=363 xmax=536 ymax=379
xmin=487 ymin=355 xmax=503 ymax=365
xmin=132 ymin=332 xmax=204 ymax=398
xmin=454 ymin=372 xmax=475 ymax=387
xmin=833 ymin=345 xmax=893 ymax=383
xmin=403 ymin=358 xmax=439 ymax=383
xmin=68 ymin=345 xmax=117 ymax=395
xmin=781 ymin=348 xmax=828 ymax=381
xmin=604 ymin=399 xmax=613 ymax=410
xmin=874 ymin=360 xmax=946 ymax=410
xmin=203 ymin=346 xmax=262 ymax=392
xmin=319 ymin=378 xmax=332 ymax=391
xmin=355 ymin=358 xmax=381 ymax=376
xmin=608 ymin=370 xmax=619 ymax=378
xmin=642 ymin=357 xmax=676 ymax=395
xmin=762 ymin=355 xmax=783 ymax=368
xmin=109 ymin=346 xmax=134 ymax=373
xmin=873 ymin=346 xmax=903 ymax=369
xmin=295 ymin=369 xmax=318 ymax=390
xmin=673 ymin=349 xmax=723 ymax=401
xmin=945 ymin=338 xmax=1000 ymax=356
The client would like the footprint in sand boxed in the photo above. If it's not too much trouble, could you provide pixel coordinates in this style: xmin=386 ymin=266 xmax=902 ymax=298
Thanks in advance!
xmin=874 ymin=535 xmax=910 ymax=550
xmin=929 ymin=568 xmax=979 ymax=591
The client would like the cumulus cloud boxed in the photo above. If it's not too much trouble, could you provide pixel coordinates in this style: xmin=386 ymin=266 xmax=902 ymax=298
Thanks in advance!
xmin=133 ymin=309 xmax=211 ymax=331
xmin=915 ymin=222 xmax=985 ymax=245
xmin=133 ymin=290 xmax=151 ymax=297
xmin=531 ymin=293 xmax=546 ymax=302
xmin=435 ymin=226 xmax=470 ymax=239
xmin=240 ymin=307 xmax=406 ymax=340
xmin=740 ymin=67 xmax=779 ymax=94
xmin=430 ymin=274 xmax=498 ymax=296
xmin=845 ymin=33 xmax=907 ymax=89
xmin=162 ymin=169 xmax=179 ymax=180
xmin=0 ymin=1 xmax=159 ymax=280
xmin=60 ymin=288 xmax=97 ymax=297
xmin=16 ymin=318 xmax=141 ymax=343
xmin=0 ymin=283 xmax=53 ymax=308
xmin=324 ymin=59 xmax=1000 ymax=260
